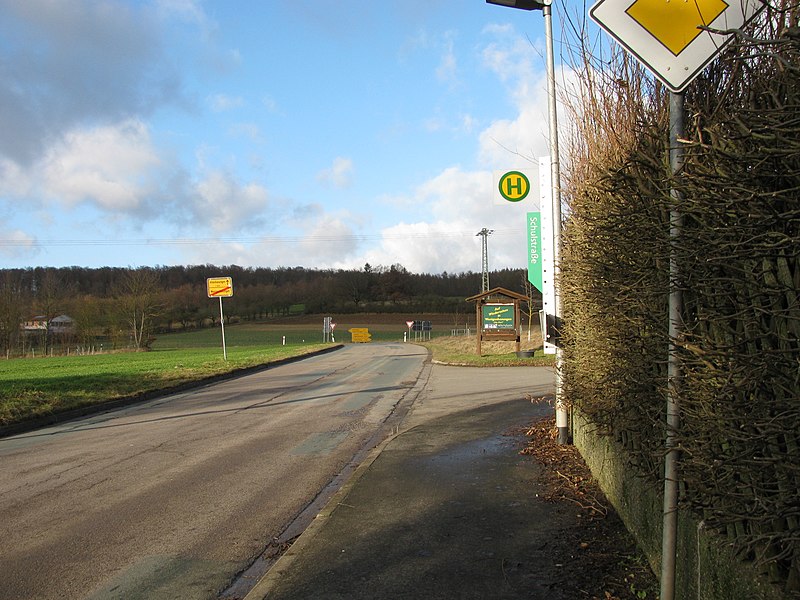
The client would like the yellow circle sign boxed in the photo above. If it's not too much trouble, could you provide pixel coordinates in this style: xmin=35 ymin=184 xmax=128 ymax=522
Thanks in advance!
xmin=498 ymin=171 xmax=530 ymax=202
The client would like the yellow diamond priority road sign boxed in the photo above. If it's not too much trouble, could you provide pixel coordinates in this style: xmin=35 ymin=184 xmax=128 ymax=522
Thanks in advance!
xmin=590 ymin=0 xmax=764 ymax=92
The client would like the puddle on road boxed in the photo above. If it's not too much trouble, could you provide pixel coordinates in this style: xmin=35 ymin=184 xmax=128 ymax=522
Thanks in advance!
xmin=420 ymin=435 xmax=523 ymax=472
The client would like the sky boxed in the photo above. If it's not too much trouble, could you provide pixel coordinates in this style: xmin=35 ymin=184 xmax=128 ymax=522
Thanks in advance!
xmin=0 ymin=0 xmax=576 ymax=274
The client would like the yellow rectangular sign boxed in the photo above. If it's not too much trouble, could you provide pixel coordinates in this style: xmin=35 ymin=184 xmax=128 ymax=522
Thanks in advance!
xmin=207 ymin=277 xmax=233 ymax=298
xmin=348 ymin=327 xmax=372 ymax=343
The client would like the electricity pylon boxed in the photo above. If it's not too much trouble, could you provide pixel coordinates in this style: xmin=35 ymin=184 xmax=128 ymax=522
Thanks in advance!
xmin=476 ymin=228 xmax=493 ymax=292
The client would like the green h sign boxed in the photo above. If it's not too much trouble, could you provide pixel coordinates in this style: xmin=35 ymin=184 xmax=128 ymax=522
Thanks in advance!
xmin=498 ymin=171 xmax=530 ymax=202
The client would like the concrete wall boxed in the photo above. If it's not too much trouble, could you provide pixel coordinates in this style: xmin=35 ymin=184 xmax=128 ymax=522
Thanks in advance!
xmin=573 ymin=411 xmax=787 ymax=600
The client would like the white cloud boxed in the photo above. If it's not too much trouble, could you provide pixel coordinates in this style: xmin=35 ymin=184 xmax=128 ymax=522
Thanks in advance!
xmin=424 ymin=118 xmax=444 ymax=133
xmin=230 ymin=122 xmax=264 ymax=142
xmin=0 ymin=0 xmax=181 ymax=166
xmin=209 ymin=94 xmax=244 ymax=112
xmin=192 ymin=171 xmax=270 ymax=232
xmin=298 ymin=213 xmax=360 ymax=263
xmin=183 ymin=207 xmax=361 ymax=269
xmin=359 ymin=167 xmax=531 ymax=274
xmin=480 ymin=26 xmax=542 ymax=83
xmin=41 ymin=120 xmax=162 ymax=213
xmin=262 ymin=95 xmax=280 ymax=113
xmin=316 ymin=157 xmax=354 ymax=189
xmin=476 ymin=24 xmax=578 ymax=170
xmin=0 ymin=158 xmax=33 ymax=198
xmin=479 ymin=96 xmax=551 ymax=168
xmin=459 ymin=114 xmax=477 ymax=135
xmin=155 ymin=0 xmax=207 ymax=24
xmin=436 ymin=33 xmax=458 ymax=85
xmin=0 ymin=117 xmax=276 ymax=234
xmin=0 ymin=228 xmax=37 ymax=259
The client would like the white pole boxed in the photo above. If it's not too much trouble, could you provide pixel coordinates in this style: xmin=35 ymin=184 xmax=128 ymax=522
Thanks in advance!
xmin=542 ymin=3 xmax=568 ymax=445
xmin=219 ymin=296 xmax=227 ymax=361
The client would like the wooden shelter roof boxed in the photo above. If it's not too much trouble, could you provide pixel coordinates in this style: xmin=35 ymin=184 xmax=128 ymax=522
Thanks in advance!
xmin=465 ymin=287 xmax=528 ymax=303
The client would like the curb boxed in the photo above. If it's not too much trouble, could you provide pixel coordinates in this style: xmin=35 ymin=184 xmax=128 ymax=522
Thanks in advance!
xmin=242 ymin=427 xmax=401 ymax=600
xmin=239 ymin=355 xmax=433 ymax=600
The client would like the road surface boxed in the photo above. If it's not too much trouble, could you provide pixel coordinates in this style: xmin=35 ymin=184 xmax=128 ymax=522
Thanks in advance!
xmin=0 ymin=343 xmax=428 ymax=600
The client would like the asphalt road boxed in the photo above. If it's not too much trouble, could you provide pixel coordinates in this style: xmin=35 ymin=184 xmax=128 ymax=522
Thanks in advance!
xmin=0 ymin=343 xmax=429 ymax=600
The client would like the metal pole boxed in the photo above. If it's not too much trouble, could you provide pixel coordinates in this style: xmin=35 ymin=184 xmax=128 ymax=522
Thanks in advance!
xmin=219 ymin=296 xmax=228 ymax=361
xmin=484 ymin=0 xmax=566 ymax=442
xmin=477 ymin=228 xmax=493 ymax=292
xmin=660 ymin=90 xmax=684 ymax=600
xmin=543 ymin=3 xmax=568 ymax=445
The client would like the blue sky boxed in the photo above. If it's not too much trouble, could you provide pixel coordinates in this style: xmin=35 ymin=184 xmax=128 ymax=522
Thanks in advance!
xmin=0 ymin=0 xmax=572 ymax=274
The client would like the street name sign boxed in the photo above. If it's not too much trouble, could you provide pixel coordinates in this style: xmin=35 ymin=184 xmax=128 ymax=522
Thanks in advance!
xmin=527 ymin=211 xmax=543 ymax=293
xmin=590 ymin=0 xmax=764 ymax=92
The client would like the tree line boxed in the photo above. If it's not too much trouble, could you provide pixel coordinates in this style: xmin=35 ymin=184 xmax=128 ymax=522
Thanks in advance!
xmin=0 ymin=264 xmax=528 ymax=355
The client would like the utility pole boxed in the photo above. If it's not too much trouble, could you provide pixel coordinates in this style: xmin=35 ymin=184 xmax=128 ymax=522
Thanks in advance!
xmin=476 ymin=228 xmax=494 ymax=292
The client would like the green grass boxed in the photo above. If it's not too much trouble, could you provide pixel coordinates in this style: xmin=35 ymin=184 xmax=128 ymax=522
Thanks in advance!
xmin=151 ymin=324 xmax=324 ymax=348
xmin=420 ymin=336 xmax=556 ymax=367
xmin=150 ymin=320 xmax=448 ymax=348
xmin=0 ymin=344 xmax=329 ymax=427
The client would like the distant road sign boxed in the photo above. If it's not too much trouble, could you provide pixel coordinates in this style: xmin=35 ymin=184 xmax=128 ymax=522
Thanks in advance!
xmin=348 ymin=328 xmax=372 ymax=343
xmin=406 ymin=320 xmax=414 ymax=329
xmin=207 ymin=277 xmax=233 ymax=298
xmin=590 ymin=0 xmax=764 ymax=92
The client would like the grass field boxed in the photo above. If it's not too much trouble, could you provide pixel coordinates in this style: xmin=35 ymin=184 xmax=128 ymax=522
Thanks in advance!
xmin=420 ymin=336 xmax=555 ymax=367
xmin=156 ymin=313 xmax=478 ymax=347
xmin=0 ymin=344 xmax=329 ymax=428
xmin=1 ymin=313 xmax=552 ymax=430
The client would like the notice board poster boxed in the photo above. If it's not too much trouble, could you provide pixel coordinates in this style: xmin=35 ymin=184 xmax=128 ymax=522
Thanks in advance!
xmin=482 ymin=304 xmax=515 ymax=330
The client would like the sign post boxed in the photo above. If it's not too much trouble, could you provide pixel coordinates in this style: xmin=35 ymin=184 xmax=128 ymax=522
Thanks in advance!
xmin=589 ymin=1 xmax=763 ymax=597
xmin=538 ymin=156 xmax=558 ymax=355
xmin=207 ymin=277 xmax=233 ymax=360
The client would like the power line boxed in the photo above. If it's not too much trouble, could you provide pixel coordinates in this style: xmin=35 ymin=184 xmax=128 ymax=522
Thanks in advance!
xmin=0 ymin=228 xmax=521 ymax=248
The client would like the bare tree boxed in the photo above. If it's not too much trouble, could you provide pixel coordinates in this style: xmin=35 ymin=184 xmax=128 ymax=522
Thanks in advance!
xmin=520 ymin=275 xmax=542 ymax=343
xmin=115 ymin=268 xmax=164 ymax=350
xmin=0 ymin=272 xmax=27 ymax=357
xmin=33 ymin=270 xmax=75 ymax=355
